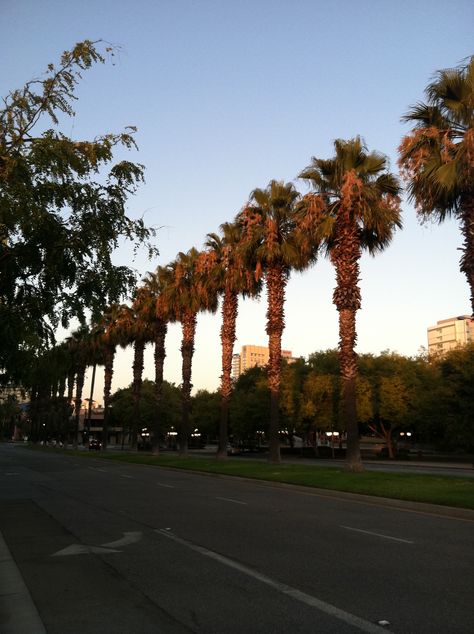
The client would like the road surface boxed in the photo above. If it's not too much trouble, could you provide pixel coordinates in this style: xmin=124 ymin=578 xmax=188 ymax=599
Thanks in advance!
xmin=1 ymin=444 xmax=473 ymax=633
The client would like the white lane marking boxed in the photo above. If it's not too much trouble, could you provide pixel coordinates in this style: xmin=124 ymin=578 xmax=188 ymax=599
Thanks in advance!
xmin=53 ymin=544 xmax=120 ymax=556
xmin=5 ymin=472 xmax=20 ymax=475
xmin=215 ymin=496 xmax=247 ymax=506
xmin=156 ymin=483 xmax=175 ymax=488
xmin=88 ymin=466 xmax=107 ymax=473
xmin=120 ymin=474 xmax=133 ymax=479
xmin=53 ymin=532 xmax=142 ymax=556
xmin=102 ymin=531 xmax=142 ymax=548
xmin=155 ymin=529 xmax=392 ymax=634
xmin=341 ymin=526 xmax=414 ymax=544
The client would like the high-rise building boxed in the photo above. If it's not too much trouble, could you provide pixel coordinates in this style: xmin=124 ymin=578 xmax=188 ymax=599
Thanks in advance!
xmin=427 ymin=315 xmax=474 ymax=356
xmin=231 ymin=345 xmax=295 ymax=379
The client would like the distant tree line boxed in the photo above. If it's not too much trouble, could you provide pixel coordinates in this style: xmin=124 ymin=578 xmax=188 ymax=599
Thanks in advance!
xmin=73 ymin=346 xmax=472 ymax=457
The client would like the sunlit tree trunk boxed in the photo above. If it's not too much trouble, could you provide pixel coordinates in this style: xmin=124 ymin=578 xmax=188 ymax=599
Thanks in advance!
xmin=266 ymin=264 xmax=286 ymax=464
xmin=332 ymin=214 xmax=363 ymax=473
xmin=73 ymin=366 xmax=85 ymax=450
xmin=131 ymin=340 xmax=145 ymax=451
xmin=152 ymin=321 xmax=167 ymax=456
xmin=102 ymin=344 xmax=115 ymax=451
xmin=217 ymin=287 xmax=238 ymax=460
xmin=180 ymin=310 xmax=196 ymax=457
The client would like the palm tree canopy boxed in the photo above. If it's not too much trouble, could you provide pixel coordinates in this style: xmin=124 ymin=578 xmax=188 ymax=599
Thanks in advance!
xmin=237 ymin=180 xmax=317 ymax=277
xmin=161 ymin=247 xmax=218 ymax=320
xmin=399 ymin=55 xmax=474 ymax=221
xmin=203 ymin=221 xmax=261 ymax=299
xmin=300 ymin=137 xmax=402 ymax=256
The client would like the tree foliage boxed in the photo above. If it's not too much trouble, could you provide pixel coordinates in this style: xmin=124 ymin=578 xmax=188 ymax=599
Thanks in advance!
xmin=0 ymin=40 xmax=157 ymax=377
xmin=399 ymin=56 xmax=474 ymax=313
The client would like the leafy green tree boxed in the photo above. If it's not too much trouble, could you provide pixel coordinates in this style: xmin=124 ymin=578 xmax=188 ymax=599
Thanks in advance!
xmin=300 ymin=138 xmax=401 ymax=471
xmin=307 ymin=349 xmax=340 ymax=375
xmin=229 ymin=366 xmax=269 ymax=445
xmin=110 ymin=379 xmax=181 ymax=447
xmin=0 ymin=40 xmax=157 ymax=379
xmin=0 ymin=394 xmax=21 ymax=441
xmin=279 ymin=358 xmax=308 ymax=438
xmin=191 ymin=389 xmax=220 ymax=441
xmin=433 ymin=345 xmax=474 ymax=451
xmin=399 ymin=56 xmax=474 ymax=314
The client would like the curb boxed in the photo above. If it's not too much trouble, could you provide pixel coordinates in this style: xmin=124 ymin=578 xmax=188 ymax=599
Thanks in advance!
xmin=0 ymin=530 xmax=46 ymax=634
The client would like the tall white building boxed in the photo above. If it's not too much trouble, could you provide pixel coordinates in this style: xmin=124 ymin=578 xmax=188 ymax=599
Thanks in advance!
xmin=231 ymin=345 xmax=295 ymax=379
xmin=427 ymin=315 xmax=474 ymax=356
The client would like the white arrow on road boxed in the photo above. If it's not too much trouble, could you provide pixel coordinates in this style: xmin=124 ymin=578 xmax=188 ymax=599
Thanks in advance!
xmin=52 ymin=531 xmax=142 ymax=557
xmin=102 ymin=531 xmax=142 ymax=548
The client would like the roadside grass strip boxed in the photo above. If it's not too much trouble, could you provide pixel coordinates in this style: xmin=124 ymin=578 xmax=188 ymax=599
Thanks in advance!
xmin=30 ymin=447 xmax=474 ymax=510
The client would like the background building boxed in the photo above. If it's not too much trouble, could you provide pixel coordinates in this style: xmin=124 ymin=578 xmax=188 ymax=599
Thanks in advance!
xmin=427 ymin=315 xmax=474 ymax=356
xmin=231 ymin=345 xmax=295 ymax=379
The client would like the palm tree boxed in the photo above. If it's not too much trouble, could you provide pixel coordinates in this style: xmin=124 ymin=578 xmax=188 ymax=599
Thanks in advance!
xmin=92 ymin=304 xmax=126 ymax=450
xmin=203 ymin=222 xmax=261 ymax=459
xmin=66 ymin=325 xmax=93 ymax=449
xmin=161 ymin=248 xmax=218 ymax=455
xmin=300 ymin=137 xmax=401 ymax=472
xmin=117 ymin=297 xmax=153 ymax=450
xmin=237 ymin=181 xmax=317 ymax=464
xmin=142 ymin=269 xmax=169 ymax=455
xmin=399 ymin=56 xmax=474 ymax=314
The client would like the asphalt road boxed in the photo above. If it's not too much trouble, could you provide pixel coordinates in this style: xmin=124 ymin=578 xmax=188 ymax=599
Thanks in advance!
xmin=1 ymin=444 xmax=473 ymax=633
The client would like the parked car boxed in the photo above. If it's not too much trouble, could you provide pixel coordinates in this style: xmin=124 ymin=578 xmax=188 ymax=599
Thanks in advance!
xmin=88 ymin=438 xmax=101 ymax=451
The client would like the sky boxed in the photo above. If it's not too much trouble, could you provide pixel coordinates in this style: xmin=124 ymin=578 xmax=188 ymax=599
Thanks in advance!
xmin=1 ymin=0 xmax=473 ymax=402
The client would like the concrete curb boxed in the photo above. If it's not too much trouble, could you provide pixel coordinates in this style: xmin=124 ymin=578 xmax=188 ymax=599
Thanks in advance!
xmin=0 ymin=530 xmax=46 ymax=634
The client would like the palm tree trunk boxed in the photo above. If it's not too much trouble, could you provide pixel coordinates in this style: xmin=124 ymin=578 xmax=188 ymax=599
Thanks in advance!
xmin=152 ymin=321 xmax=167 ymax=455
xmin=332 ymin=216 xmax=364 ymax=473
xmin=180 ymin=310 xmax=197 ymax=457
xmin=131 ymin=340 xmax=145 ymax=451
xmin=217 ymin=287 xmax=238 ymax=460
xmin=58 ymin=374 xmax=66 ymax=399
xmin=338 ymin=308 xmax=362 ymax=470
xmin=73 ymin=366 xmax=85 ymax=449
xmin=102 ymin=345 xmax=115 ymax=451
xmin=266 ymin=265 xmax=286 ymax=464
xmin=67 ymin=370 xmax=75 ymax=404
xmin=86 ymin=363 xmax=96 ymax=443
xmin=459 ymin=196 xmax=474 ymax=316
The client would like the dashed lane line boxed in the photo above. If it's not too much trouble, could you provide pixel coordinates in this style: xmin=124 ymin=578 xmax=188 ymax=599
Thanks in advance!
xmin=215 ymin=496 xmax=247 ymax=505
xmin=341 ymin=526 xmax=414 ymax=544
xmin=155 ymin=529 xmax=393 ymax=634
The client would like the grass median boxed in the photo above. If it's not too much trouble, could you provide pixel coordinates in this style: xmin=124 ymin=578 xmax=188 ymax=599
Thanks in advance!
xmin=65 ymin=449 xmax=474 ymax=510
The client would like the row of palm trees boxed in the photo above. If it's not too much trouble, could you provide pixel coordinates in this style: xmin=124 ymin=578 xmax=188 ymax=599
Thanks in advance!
xmin=30 ymin=56 xmax=473 ymax=472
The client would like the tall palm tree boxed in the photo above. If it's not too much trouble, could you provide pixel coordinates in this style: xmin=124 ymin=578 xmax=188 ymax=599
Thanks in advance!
xmin=300 ymin=137 xmax=401 ymax=472
xmin=204 ymin=222 xmax=261 ymax=459
xmin=117 ymin=297 xmax=153 ymax=450
xmin=142 ymin=268 xmax=169 ymax=455
xmin=92 ymin=304 xmax=126 ymax=450
xmin=161 ymin=248 xmax=218 ymax=455
xmin=237 ymin=181 xmax=317 ymax=464
xmin=66 ymin=325 xmax=93 ymax=449
xmin=399 ymin=56 xmax=474 ymax=314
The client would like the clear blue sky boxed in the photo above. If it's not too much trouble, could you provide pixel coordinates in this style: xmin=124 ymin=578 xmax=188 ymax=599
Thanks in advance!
xmin=2 ymin=0 xmax=473 ymax=401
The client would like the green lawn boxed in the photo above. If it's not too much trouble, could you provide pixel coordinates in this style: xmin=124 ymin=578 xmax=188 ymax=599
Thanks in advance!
xmin=56 ymin=449 xmax=474 ymax=510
